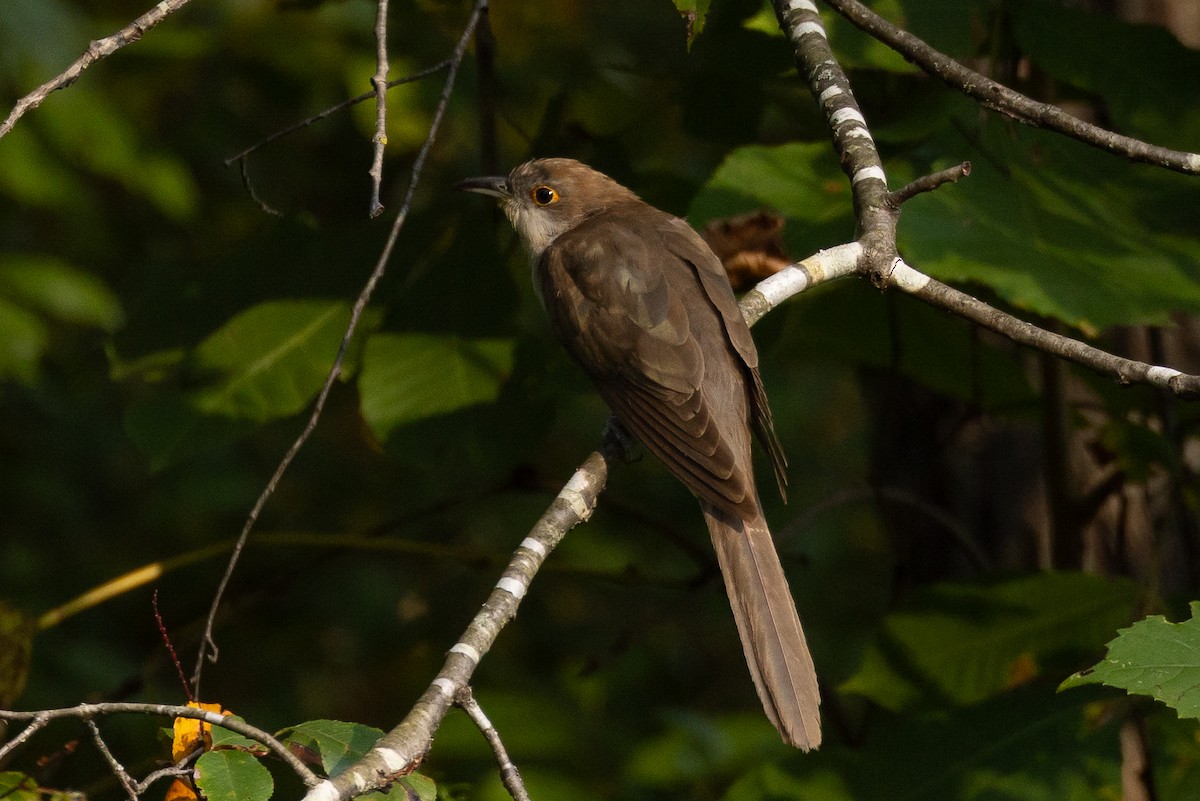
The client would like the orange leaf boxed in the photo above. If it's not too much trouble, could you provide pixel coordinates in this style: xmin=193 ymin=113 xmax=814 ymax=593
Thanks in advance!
xmin=171 ymin=701 xmax=229 ymax=763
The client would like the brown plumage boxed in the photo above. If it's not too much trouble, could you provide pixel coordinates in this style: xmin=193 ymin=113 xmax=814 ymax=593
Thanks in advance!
xmin=457 ymin=158 xmax=821 ymax=749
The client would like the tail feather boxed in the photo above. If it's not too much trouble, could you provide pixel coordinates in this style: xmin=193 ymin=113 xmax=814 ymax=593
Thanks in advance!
xmin=703 ymin=504 xmax=821 ymax=750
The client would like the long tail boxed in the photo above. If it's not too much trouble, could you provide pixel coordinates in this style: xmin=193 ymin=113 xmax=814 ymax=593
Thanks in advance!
xmin=702 ymin=504 xmax=821 ymax=750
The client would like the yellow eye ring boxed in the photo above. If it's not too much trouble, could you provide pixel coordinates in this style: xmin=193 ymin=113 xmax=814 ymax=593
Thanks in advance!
xmin=531 ymin=185 xmax=559 ymax=206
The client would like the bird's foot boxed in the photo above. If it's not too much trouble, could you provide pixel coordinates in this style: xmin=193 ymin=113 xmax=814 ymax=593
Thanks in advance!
xmin=602 ymin=415 xmax=641 ymax=463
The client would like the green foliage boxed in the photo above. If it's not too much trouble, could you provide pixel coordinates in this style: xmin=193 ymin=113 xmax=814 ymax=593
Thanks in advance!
xmin=900 ymin=123 xmax=1200 ymax=335
xmin=0 ymin=772 xmax=39 ymax=801
xmin=672 ymin=0 xmax=712 ymax=47
xmin=1061 ymin=602 xmax=1200 ymax=719
xmin=281 ymin=720 xmax=385 ymax=777
xmin=195 ymin=750 xmax=274 ymax=801
xmin=119 ymin=299 xmax=355 ymax=467
xmin=0 ymin=603 xmax=34 ymax=709
xmin=1011 ymin=1 xmax=1200 ymax=150
xmin=1 ymin=0 xmax=1198 ymax=799
xmin=359 ymin=333 xmax=516 ymax=440
xmin=210 ymin=719 xmax=268 ymax=753
xmin=841 ymin=572 xmax=1139 ymax=710
xmin=0 ymin=255 xmax=122 ymax=382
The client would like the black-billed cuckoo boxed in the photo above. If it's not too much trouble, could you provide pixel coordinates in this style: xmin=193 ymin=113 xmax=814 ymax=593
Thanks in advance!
xmin=457 ymin=158 xmax=820 ymax=749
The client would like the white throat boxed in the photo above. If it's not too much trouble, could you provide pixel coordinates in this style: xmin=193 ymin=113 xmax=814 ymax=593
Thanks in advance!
xmin=504 ymin=202 xmax=569 ymax=259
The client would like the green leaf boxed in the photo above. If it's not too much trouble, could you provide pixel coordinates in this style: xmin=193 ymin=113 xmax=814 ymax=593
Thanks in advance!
xmin=0 ymin=602 xmax=34 ymax=708
xmin=210 ymin=717 xmax=266 ymax=753
xmin=1013 ymin=2 xmax=1200 ymax=151
xmin=0 ymin=255 xmax=123 ymax=382
xmin=688 ymin=142 xmax=855 ymax=258
xmin=689 ymin=142 xmax=852 ymax=227
xmin=726 ymin=763 xmax=850 ymax=801
xmin=192 ymin=299 xmax=352 ymax=421
xmin=821 ymin=0 xmax=921 ymax=74
xmin=1060 ymin=601 xmax=1200 ymax=719
xmin=121 ymin=299 xmax=353 ymax=467
xmin=0 ymin=295 xmax=46 ymax=384
xmin=363 ymin=774 xmax=437 ymax=801
xmin=35 ymin=83 xmax=199 ymax=220
xmin=0 ymin=772 xmax=39 ymax=801
xmin=194 ymin=750 xmax=273 ymax=801
xmin=673 ymin=0 xmax=711 ymax=47
xmin=840 ymin=572 xmax=1138 ymax=710
xmin=0 ymin=255 xmax=123 ymax=330
xmin=359 ymin=333 xmax=516 ymax=439
xmin=281 ymin=720 xmax=383 ymax=778
xmin=901 ymin=123 xmax=1200 ymax=333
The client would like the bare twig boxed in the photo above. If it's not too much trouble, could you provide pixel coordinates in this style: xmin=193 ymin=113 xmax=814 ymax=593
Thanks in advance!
xmin=455 ymin=687 xmax=531 ymax=801
xmin=0 ymin=704 xmax=319 ymax=787
xmin=889 ymin=259 xmax=1200 ymax=398
xmin=822 ymin=0 xmax=1200 ymax=174
xmin=153 ymin=590 xmax=193 ymax=702
xmin=190 ymin=0 xmax=485 ymax=700
xmin=301 ymin=443 xmax=618 ymax=801
xmin=886 ymin=162 xmax=972 ymax=207
xmin=368 ymin=0 xmax=392 ymax=218
xmin=136 ymin=763 xmax=196 ymax=796
xmin=0 ymin=0 xmax=195 ymax=139
xmin=0 ymin=712 xmax=49 ymax=764
xmin=235 ymin=158 xmax=284 ymax=218
xmin=86 ymin=719 xmax=138 ymax=801
xmin=223 ymin=61 xmax=452 ymax=166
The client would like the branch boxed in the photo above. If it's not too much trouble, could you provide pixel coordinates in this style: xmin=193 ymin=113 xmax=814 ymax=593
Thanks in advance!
xmin=86 ymin=719 xmax=138 ymax=801
xmin=889 ymin=259 xmax=1200 ymax=398
xmin=455 ymin=687 xmax=531 ymax=801
xmin=822 ymin=0 xmax=1200 ymax=174
xmin=0 ymin=0 xmax=195 ymax=140
xmin=0 ymin=703 xmax=319 ymax=787
xmin=301 ymin=444 xmax=618 ymax=801
xmin=772 ymin=0 xmax=899 ymax=285
xmin=190 ymin=0 xmax=486 ymax=698
xmin=772 ymin=2 xmax=1200 ymax=399
xmin=223 ymin=61 xmax=451 ymax=166
xmin=368 ymin=0 xmax=392 ymax=218
xmin=886 ymin=161 xmax=972 ymax=207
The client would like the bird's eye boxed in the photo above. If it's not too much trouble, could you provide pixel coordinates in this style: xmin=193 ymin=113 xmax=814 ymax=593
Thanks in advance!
xmin=532 ymin=185 xmax=559 ymax=206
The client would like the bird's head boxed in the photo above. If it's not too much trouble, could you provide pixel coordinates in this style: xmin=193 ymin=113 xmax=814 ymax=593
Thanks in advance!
xmin=456 ymin=158 xmax=639 ymax=257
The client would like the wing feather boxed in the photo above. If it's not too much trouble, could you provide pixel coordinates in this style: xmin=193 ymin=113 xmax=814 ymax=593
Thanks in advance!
xmin=538 ymin=208 xmax=765 ymax=517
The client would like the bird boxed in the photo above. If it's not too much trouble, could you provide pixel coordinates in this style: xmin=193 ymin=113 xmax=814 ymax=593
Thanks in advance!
xmin=457 ymin=158 xmax=821 ymax=750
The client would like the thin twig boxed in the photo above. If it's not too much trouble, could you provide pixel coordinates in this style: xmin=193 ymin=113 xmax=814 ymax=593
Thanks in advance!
xmin=236 ymin=158 xmax=284 ymax=218
xmin=455 ymin=687 xmax=531 ymax=801
xmin=368 ymin=0 xmax=392 ymax=218
xmin=153 ymin=590 xmax=193 ymax=702
xmin=136 ymin=764 xmax=196 ymax=796
xmin=822 ymin=0 xmax=1200 ymax=174
xmin=0 ymin=712 xmax=50 ymax=763
xmin=86 ymin=719 xmax=138 ymax=801
xmin=888 ymin=259 xmax=1200 ymax=398
xmin=190 ymin=0 xmax=485 ymax=701
xmin=0 ymin=703 xmax=319 ymax=787
xmin=0 ymin=0 xmax=195 ymax=139
xmin=223 ymin=61 xmax=451 ymax=166
xmin=886 ymin=161 xmax=972 ymax=207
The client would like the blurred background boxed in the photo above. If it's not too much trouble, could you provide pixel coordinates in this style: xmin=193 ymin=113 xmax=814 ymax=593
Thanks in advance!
xmin=2 ymin=0 xmax=1199 ymax=798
